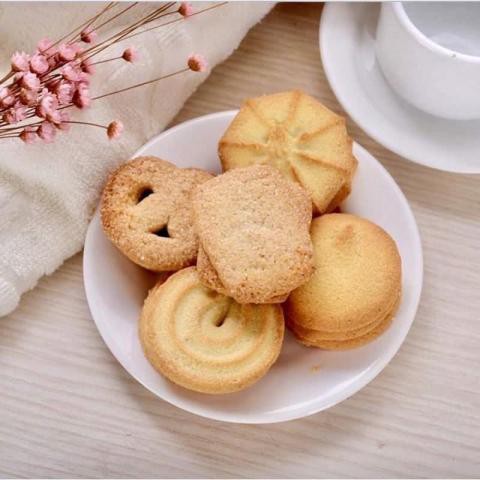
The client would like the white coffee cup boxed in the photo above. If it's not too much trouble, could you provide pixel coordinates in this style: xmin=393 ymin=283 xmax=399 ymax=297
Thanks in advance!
xmin=375 ymin=2 xmax=480 ymax=120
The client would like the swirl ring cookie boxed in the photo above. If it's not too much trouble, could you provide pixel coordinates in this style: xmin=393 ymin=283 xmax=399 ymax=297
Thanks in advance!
xmin=101 ymin=156 xmax=212 ymax=271
xmin=139 ymin=267 xmax=285 ymax=394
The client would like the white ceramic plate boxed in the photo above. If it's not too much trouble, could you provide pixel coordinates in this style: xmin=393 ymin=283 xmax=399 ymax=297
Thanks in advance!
xmin=83 ymin=111 xmax=423 ymax=424
xmin=320 ymin=3 xmax=480 ymax=174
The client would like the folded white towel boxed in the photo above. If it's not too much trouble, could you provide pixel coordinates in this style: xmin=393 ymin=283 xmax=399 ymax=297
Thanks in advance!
xmin=0 ymin=2 xmax=273 ymax=316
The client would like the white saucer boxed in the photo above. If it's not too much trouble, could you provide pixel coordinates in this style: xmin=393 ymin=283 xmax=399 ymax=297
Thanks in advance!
xmin=83 ymin=111 xmax=423 ymax=424
xmin=320 ymin=3 xmax=480 ymax=174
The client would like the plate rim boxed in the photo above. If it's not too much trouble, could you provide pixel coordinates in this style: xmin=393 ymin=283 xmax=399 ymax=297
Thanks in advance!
xmin=83 ymin=110 xmax=424 ymax=424
xmin=319 ymin=2 xmax=480 ymax=175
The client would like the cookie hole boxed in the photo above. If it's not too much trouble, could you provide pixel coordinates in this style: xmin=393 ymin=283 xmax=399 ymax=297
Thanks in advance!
xmin=137 ymin=187 xmax=154 ymax=203
xmin=215 ymin=314 xmax=227 ymax=327
xmin=151 ymin=225 xmax=170 ymax=238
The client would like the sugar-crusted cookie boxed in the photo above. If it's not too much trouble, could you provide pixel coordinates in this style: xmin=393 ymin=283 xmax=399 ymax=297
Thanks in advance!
xmin=101 ymin=156 xmax=212 ymax=271
xmin=285 ymin=214 xmax=402 ymax=350
xmin=193 ymin=164 xmax=314 ymax=304
xmin=139 ymin=267 xmax=285 ymax=394
xmin=219 ymin=90 xmax=357 ymax=214
xmin=196 ymin=244 xmax=289 ymax=303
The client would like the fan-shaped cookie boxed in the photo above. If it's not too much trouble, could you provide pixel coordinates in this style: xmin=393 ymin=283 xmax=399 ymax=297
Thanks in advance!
xmin=193 ymin=165 xmax=314 ymax=304
xmin=139 ymin=267 xmax=285 ymax=394
xmin=101 ymin=156 xmax=212 ymax=272
xmin=285 ymin=214 xmax=402 ymax=350
xmin=219 ymin=90 xmax=357 ymax=213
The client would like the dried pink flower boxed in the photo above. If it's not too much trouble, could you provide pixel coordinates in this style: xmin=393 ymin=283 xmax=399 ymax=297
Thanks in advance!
xmin=11 ymin=51 xmax=31 ymax=72
xmin=19 ymin=127 xmax=38 ymax=144
xmin=0 ymin=87 xmax=15 ymax=108
xmin=3 ymin=104 xmax=27 ymax=124
xmin=80 ymin=58 xmax=95 ymax=75
xmin=21 ymin=72 xmax=41 ymax=91
xmin=187 ymin=54 xmax=207 ymax=72
xmin=19 ymin=88 xmax=37 ymax=106
xmin=36 ymin=92 xmax=59 ymax=118
xmin=37 ymin=121 xmax=56 ymax=143
xmin=107 ymin=120 xmax=123 ymax=140
xmin=47 ymin=53 xmax=59 ymax=69
xmin=56 ymin=111 xmax=71 ymax=131
xmin=77 ymin=72 xmax=91 ymax=85
xmin=178 ymin=2 xmax=193 ymax=17
xmin=61 ymin=64 xmax=80 ymax=82
xmin=47 ymin=109 xmax=62 ymax=124
xmin=54 ymin=81 xmax=74 ymax=105
xmin=30 ymin=54 xmax=49 ymax=75
xmin=122 ymin=47 xmax=139 ymax=63
xmin=58 ymin=43 xmax=77 ymax=62
xmin=37 ymin=38 xmax=54 ymax=54
xmin=73 ymin=83 xmax=91 ymax=109
xmin=81 ymin=28 xmax=97 ymax=44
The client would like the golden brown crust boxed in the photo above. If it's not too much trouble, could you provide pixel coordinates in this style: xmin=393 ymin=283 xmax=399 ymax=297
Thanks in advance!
xmin=193 ymin=165 xmax=314 ymax=304
xmin=285 ymin=214 xmax=402 ymax=332
xmin=219 ymin=90 xmax=357 ymax=213
xmin=287 ymin=294 xmax=400 ymax=350
xmin=196 ymin=244 xmax=289 ymax=304
xmin=285 ymin=213 xmax=402 ymax=350
xmin=139 ymin=267 xmax=285 ymax=394
xmin=101 ymin=156 xmax=212 ymax=272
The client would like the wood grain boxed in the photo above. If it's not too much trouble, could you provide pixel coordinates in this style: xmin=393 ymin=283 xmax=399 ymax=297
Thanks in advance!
xmin=1 ymin=4 xmax=479 ymax=478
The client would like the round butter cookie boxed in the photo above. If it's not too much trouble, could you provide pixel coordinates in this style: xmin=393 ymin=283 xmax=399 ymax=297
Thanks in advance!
xmin=287 ymin=293 xmax=400 ymax=350
xmin=285 ymin=214 xmax=402 ymax=349
xmin=101 ymin=156 xmax=212 ymax=272
xmin=219 ymin=90 xmax=357 ymax=213
xmin=139 ymin=267 xmax=285 ymax=394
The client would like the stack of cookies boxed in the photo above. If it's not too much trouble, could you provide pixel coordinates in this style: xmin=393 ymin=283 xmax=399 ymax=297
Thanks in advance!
xmin=100 ymin=90 xmax=402 ymax=395
xmin=285 ymin=214 xmax=402 ymax=350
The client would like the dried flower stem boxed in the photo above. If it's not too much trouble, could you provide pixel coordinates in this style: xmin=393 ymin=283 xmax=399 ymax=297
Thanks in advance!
xmin=91 ymin=67 xmax=189 ymax=101
xmin=123 ymin=2 xmax=228 ymax=41
xmin=82 ymin=3 xmax=176 ymax=61
xmin=52 ymin=1 xmax=117 ymax=50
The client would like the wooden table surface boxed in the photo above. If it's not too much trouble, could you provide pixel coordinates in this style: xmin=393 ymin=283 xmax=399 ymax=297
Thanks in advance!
xmin=1 ymin=3 xmax=479 ymax=478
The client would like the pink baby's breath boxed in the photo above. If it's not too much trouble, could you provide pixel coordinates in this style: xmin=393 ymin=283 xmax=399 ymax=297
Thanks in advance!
xmin=107 ymin=120 xmax=123 ymax=140
xmin=0 ymin=2 xmax=226 ymax=145
xmin=47 ymin=110 xmax=62 ymax=124
xmin=80 ymin=58 xmax=95 ymax=75
xmin=0 ymin=87 xmax=15 ymax=108
xmin=19 ymin=88 xmax=37 ymax=106
xmin=3 ymin=104 xmax=27 ymax=124
xmin=77 ymin=72 xmax=91 ymax=85
xmin=122 ymin=47 xmax=139 ymax=63
xmin=81 ymin=28 xmax=97 ymax=44
xmin=11 ymin=52 xmax=30 ymax=72
xmin=54 ymin=81 xmax=74 ymax=105
xmin=36 ymin=38 xmax=54 ymax=54
xmin=36 ymin=92 xmax=59 ymax=118
xmin=58 ymin=43 xmax=77 ymax=62
xmin=37 ymin=121 xmax=56 ymax=143
xmin=30 ymin=54 xmax=49 ymax=75
xmin=56 ymin=111 xmax=71 ymax=131
xmin=61 ymin=63 xmax=80 ymax=82
xmin=73 ymin=83 xmax=91 ymax=109
xmin=178 ymin=2 xmax=193 ymax=17
xmin=19 ymin=127 xmax=38 ymax=144
xmin=187 ymin=54 xmax=207 ymax=72
xmin=21 ymin=72 xmax=41 ymax=91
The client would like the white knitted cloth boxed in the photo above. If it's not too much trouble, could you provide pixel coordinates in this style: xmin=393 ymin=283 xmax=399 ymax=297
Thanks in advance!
xmin=0 ymin=2 xmax=273 ymax=316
